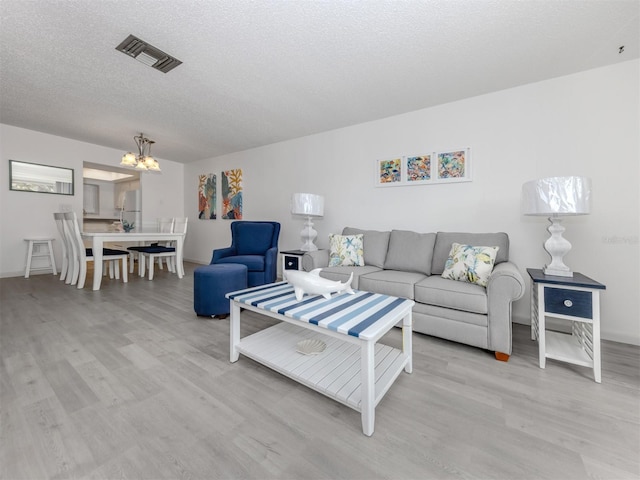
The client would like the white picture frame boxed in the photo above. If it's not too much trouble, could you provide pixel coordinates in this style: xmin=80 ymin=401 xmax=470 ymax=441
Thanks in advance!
xmin=434 ymin=147 xmax=472 ymax=184
xmin=373 ymin=147 xmax=471 ymax=187
xmin=374 ymin=157 xmax=403 ymax=187
xmin=404 ymin=154 xmax=434 ymax=185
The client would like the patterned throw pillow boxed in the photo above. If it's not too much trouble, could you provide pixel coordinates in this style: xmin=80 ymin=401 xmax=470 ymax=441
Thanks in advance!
xmin=441 ymin=243 xmax=499 ymax=287
xmin=328 ymin=234 xmax=365 ymax=267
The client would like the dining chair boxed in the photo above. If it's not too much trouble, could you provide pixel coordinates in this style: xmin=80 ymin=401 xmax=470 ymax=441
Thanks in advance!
xmin=53 ymin=212 xmax=71 ymax=282
xmin=139 ymin=217 xmax=188 ymax=280
xmin=63 ymin=212 xmax=129 ymax=289
xmin=127 ymin=217 xmax=174 ymax=275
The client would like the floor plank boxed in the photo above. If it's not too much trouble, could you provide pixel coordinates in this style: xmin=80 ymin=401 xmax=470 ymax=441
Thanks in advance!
xmin=1 ymin=263 xmax=638 ymax=479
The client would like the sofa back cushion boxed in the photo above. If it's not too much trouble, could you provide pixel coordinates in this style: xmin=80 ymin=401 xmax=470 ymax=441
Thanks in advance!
xmin=342 ymin=227 xmax=390 ymax=268
xmin=383 ymin=230 xmax=436 ymax=275
xmin=431 ymin=232 xmax=509 ymax=275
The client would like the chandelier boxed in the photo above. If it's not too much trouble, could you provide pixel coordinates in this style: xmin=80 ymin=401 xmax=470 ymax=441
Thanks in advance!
xmin=120 ymin=133 xmax=161 ymax=172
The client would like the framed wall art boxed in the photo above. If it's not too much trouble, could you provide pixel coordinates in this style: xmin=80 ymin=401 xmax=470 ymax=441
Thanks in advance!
xmin=222 ymin=168 xmax=243 ymax=219
xmin=374 ymin=157 xmax=402 ymax=187
xmin=435 ymin=148 xmax=471 ymax=183
xmin=198 ymin=173 xmax=216 ymax=219
xmin=405 ymin=154 xmax=433 ymax=185
xmin=373 ymin=147 xmax=471 ymax=187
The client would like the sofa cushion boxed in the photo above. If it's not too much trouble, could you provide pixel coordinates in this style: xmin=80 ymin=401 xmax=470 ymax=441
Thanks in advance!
xmin=414 ymin=276 xmax=488 ymax=314
xmin=328 ymin=234 xmax=364 ymax=266
xmin=343 ymin=227 xmax=390 ymax=268
xmin=319 ymin=266 xmax=382 ymax=290
xmin=413 ymin=302 xmax=488 ymax=328
xmin=441 ymin=243 xmax=499 ymax=287
xmin=359 ymin=270 xmax=427 ymax=300
xmin=383 ymin=230 xmax=436 ymax=275
xmin=432 ymin=232 xmax=509 ymax=275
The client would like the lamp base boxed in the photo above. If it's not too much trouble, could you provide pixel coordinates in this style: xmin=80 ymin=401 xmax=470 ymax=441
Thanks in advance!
xmin=543 ymin=265 xmax=573 ymax=277
xmin=299 ymin=217 xmax=318 ymax=252
xmin=300 ymin=243 xmax=318 ymax=252
xmin=542 ymin=216 xmax=573 ymax=277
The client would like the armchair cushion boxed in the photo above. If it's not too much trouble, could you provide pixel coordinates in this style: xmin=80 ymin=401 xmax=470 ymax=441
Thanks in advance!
xmin=235 ymin=222 xmax=276 ymax=254
xmin=215 ymin=254 xmax=265 ymax=271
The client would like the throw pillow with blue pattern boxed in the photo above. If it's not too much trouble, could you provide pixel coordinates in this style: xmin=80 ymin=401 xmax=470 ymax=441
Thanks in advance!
xmin=328 ymin=234 xmax=365 ymax=267
xmin=441 ymin=243 xmax=499 ymax=287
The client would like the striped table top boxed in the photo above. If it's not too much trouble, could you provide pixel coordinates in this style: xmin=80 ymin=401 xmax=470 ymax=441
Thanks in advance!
xmin=227 ymin=282 xmax=414 ymax=341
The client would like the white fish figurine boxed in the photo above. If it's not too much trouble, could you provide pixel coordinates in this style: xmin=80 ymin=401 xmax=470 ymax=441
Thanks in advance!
xmin=284 ymin=268 xmax=355 ymax=301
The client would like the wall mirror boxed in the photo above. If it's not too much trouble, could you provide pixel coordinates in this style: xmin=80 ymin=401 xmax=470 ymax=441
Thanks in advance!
xmin=9 ymin=160 xmax=74 ymax=195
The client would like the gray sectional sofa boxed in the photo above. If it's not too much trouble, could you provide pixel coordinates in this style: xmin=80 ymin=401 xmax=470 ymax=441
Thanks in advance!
xmin=301 ymin=227 xmax=526 ymax=361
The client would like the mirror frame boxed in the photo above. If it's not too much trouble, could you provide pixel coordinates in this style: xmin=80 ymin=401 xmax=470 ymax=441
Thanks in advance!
xmin=9 ymin=160 xmax=75 ymax=196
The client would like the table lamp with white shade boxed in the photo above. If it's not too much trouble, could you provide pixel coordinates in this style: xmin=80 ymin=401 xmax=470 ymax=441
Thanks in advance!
xmin=291 ymin=193 xmax=324 ymax=251
xmin=522 ymin=176 xmax=591 ymax=277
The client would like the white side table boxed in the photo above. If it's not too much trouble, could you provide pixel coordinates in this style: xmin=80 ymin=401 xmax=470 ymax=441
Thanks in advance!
xmin=24 ymin=237 xmax=57 ymax=278
xmin=527 ymin=268 xmax=606 ymax=383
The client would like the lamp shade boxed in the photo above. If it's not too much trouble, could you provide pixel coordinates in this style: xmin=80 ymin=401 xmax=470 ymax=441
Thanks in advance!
xmin=522 ymin=176 xmax=591 ymax=216
xmin=291 ymin=193 xmax=324 ymax=217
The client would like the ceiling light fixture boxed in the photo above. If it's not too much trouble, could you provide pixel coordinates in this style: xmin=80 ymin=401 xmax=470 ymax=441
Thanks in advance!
xmin=120 ymin=133 xmax=161 ymax=173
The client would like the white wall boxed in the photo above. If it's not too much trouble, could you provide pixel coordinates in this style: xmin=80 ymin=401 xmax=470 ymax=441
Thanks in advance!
xmin=1 ymin=61 xmax=635 ymax=344
xmin=184 ymin=60 xmax=639 ymax=345
xmin=0 ymin=125 xmax=185 ymax=277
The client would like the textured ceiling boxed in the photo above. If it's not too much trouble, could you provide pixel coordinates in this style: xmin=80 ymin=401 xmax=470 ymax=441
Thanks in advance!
xmin=1 ymin=0 xmax=638 ymax=164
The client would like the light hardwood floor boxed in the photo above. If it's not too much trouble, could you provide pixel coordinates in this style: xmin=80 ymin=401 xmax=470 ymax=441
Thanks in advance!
xmin=1 ymin=263 xmax=638 ymax=480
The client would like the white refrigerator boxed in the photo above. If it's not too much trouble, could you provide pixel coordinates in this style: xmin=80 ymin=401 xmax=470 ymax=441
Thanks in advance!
xmin=120 ymin=190 xmax=142 ymax=230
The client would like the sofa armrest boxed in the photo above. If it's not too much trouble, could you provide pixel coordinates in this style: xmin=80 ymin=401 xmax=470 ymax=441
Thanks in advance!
xmin=211 ymin=246 xmax=236 ymax=264
xmin=487 ymin=262 xmax=526 ymax=301
xmin=302 ymin=250 xmax=330 ymax=271
xmin=485 ymin=261 xmax=526 ymax=355
xmin=264 ymin=247 xmax=279 ymax=283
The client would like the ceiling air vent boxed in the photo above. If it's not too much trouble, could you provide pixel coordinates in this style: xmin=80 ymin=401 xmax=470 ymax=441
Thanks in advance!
xmin=115 ymin=34 xmax=182 ymax=73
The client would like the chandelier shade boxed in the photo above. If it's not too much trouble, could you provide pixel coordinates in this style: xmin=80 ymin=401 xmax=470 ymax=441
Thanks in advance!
xmin=120 ymin=133 xmax=161 ymax=173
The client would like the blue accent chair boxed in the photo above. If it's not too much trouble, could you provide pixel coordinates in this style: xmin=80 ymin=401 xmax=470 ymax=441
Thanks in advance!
xmin=211 ymin=221 xmax=281 ymax=287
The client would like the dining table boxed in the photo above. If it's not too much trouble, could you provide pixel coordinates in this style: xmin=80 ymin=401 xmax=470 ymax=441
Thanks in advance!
xmin=82 ymin=230 xmax=186 ymax=291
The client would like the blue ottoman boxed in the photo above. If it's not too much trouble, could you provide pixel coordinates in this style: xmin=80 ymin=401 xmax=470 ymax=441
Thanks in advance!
xmin=194 ymin=263 xmax=248 ymax=317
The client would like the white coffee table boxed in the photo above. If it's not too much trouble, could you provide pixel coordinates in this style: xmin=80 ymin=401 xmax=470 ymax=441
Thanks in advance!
xmin=227 ymin=282 xmax=414 ymax=436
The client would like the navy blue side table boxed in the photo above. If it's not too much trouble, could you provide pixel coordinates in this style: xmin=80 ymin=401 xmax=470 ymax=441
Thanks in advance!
xmin=527 ymin=268 xmax=606 ymax=383
xmin=281 ymin=250 xmax=305 ymax=275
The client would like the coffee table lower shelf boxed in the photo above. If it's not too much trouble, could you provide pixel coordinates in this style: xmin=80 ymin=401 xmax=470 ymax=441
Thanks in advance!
xmin=236 ymin=322 xmax=408 ymax=411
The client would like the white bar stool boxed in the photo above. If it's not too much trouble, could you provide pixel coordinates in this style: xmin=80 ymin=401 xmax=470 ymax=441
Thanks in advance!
xmin=24 ymin=238 xmax=57 ymax=278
